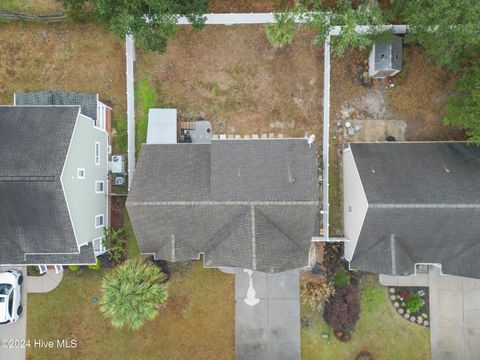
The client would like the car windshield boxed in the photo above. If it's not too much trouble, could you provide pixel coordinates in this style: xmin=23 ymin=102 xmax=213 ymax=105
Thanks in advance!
xmin=0 ymin=284 xmax=12 ymax=295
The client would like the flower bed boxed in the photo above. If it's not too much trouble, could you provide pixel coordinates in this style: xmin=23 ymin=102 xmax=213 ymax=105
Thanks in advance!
xmin=388 ymin=287 xmax=430 ymax=327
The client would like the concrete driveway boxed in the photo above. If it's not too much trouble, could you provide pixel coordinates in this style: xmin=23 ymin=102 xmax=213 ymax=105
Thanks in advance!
xmin=0 ymin=266 xmax=27 ymax=360
xmin=235 ymin=269 xmax=300 ymax=360
xmin=428 ymin=267 xmax=480 ymax=360
xmin=380 ymin=266 xmax=480 ymax=360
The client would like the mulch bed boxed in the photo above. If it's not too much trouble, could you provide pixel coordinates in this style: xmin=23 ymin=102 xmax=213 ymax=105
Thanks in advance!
xmin=388 ymin=286 xmax=430 ymax=327
xmin=110 ymin=196 xmax=126 ymax=229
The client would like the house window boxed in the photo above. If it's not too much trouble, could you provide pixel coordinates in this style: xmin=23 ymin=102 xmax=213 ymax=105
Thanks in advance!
xmin=348 ymin=205 xmax=353 ymax=214
xmin=95 ymin=181 xmax=104 ymax=194
xmin=77 ymin=168 xmax=85 ymax=179
xmin=95 ymin=142 xmax=100 ymax=165
xmin=95 ymin=214 xmax=104 ymax=229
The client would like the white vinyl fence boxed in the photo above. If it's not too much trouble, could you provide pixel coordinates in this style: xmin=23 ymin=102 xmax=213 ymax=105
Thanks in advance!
xmin=126 ymin=35 xmax=136 ymax=190
xmin=125 ymin=13 xmax=408 ymax=238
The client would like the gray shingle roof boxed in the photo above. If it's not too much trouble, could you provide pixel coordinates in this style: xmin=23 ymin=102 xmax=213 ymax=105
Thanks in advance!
xmin=127 ymin=139 xmax=320 ymax=273
xmin=348 ymin=142 xmax=480 ymax=278
xmin=15 ymin=91 xmax=98 ymax=121
xmin=0 ymin=106 xmax=95 ymax=265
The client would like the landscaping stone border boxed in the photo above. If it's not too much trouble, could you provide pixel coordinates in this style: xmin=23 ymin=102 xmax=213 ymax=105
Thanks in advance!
xmin=388 ymin=286 xmax=429 ymax=327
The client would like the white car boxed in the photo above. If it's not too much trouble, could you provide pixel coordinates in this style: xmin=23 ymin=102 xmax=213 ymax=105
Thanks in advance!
xmin=0 ymin=270 xmax=23 ymax=325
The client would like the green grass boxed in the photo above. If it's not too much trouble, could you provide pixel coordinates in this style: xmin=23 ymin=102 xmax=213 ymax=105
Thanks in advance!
xmin=113 ymin=114 xmax=128 ymax=154
xmin=123 ymin=211 xmax=140 ymax=259
xmin=329 ymin=145 xmax=343 ymax=236
xmin=301 ymin=275 xmax=431 ymax=360
xmin=27 ymin=261 xmax=234 ymax=360
xmin=135 ymin=78 xmax=157 ymax=153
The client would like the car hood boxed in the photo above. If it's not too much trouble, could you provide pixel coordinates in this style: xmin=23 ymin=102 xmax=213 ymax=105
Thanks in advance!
xmin=0 ymin=272 xmax=15 ymax=286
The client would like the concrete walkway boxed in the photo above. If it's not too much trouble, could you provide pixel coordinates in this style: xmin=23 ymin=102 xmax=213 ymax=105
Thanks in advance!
xmin=235 ymin=269 xmax=300 ymax=360
xmin=380 ymin=267 xmax=480 ymax=360
xmin=27 ymin=268 xmax=63 ymax=294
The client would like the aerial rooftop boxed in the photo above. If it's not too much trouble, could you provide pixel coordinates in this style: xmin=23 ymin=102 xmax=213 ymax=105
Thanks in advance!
xmin=127 ymin=138 xmax=320 ymax=273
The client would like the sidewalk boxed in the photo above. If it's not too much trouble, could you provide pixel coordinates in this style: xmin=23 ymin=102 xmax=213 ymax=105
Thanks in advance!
xmin=27 ymin=268 xmax=63 ymax=293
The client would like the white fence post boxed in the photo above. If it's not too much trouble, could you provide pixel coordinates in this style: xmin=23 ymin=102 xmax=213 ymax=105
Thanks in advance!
xmin=126 ymin=35 xmax=136 ymax=190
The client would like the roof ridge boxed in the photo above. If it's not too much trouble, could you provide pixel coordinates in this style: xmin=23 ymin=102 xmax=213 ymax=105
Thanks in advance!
xmin=0 ymin=176 xmax=56 ymax=182
xmin=203 ymin=208 xmax=251 ymax=255
xmin=254 ymin=208 xmax=308 ymax=255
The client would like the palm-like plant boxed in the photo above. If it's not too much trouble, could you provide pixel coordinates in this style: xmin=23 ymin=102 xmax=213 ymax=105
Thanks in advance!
xmin=100 ymin=258 xmax=167 ymax=330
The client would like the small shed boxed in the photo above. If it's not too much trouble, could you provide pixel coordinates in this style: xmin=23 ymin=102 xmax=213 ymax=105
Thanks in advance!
xmin=368 ymin=36 xmax=403 ymax=78
xmin=147 ymin=109 xmax=177 ymax=144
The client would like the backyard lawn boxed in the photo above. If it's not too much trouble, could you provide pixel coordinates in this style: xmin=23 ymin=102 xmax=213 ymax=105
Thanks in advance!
xmin=27 ymin=260 xmax=235 ymax=360
xmin=0 ymin=21 xmax=128 ymax=152
xmin=301 ymin=275 xmax=431 ymax=360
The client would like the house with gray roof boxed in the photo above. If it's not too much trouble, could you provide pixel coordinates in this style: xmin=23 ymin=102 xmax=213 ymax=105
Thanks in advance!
xmin=126 ymin=139 xmax=320 ymax=273
xmin=0 ymin=96 xmax=110 ymax=266
xmin=15 ymin=91 xmax=111 ymax=130
xmin=343 ymin=142 xmax=480 ymax=279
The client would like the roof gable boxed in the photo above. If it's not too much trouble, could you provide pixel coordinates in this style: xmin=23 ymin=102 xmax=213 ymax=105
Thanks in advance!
xmin=0 ymin=106 xmax=83 ymax=264
xmin=348 ymin=142 xmax=480 ymax=278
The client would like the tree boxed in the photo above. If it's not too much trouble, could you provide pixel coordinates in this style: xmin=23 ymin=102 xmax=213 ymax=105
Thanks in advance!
xmin=391 ymin=0 xmax=480 ymax=70
xmin=100 ymin=258 xmax=168 ymax=330
xmin=265 ymin=0 xmax=387 ymax=56
xmin=323 ymin=285 xmax=360 ymax=333
xmin=444 ymin=66 xmax=480 ymax=141
xmin=63 ymin=0 xmax=208 ymax=52
xmin=266 ymin=12 xmax=298 ymax=48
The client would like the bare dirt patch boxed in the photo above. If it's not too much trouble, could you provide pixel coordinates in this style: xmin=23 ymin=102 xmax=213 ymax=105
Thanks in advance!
xmin=330 ymin=45 xmax=463 ymax=141
xmin=136 ymin=25 xmax=324 ymax=141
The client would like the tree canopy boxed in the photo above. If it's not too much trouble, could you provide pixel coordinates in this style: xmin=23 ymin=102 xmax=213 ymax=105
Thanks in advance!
xmin=100 ymin=258 xmax=168 ymax=330
xmin=323 ymin=285 xmax=360 ymax=333
xmin=265 ymin=1 xmax=388 ymax=56
xmin=444 ymin=66 xmax=480 ymax=142
xmin=391 ymin=0 xmax=480 ymax=70
xmin=63 ymin=0 xmax=207 ymax=52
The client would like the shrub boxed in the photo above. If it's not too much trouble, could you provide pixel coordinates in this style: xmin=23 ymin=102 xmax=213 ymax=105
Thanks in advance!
xmin=324 ymin=285 xmax=361 ymax=333
xmin=301 ymin=280 xmax=335 ymax=312
xmin=103 ymin=227 xmax=127 ymax=264
xmin=405 ymin=292 xmax=423 ymax=314
xmin=100 ymin=258 xmax=168 ymax=330
xmin=444 ymin=65 xmax=480 ymax=142
xmin=266 ymin=12 xmax=298 ymax=48
xmin=88 ymin=259 xmax=101 ymax=270
xmin=68 ymin=265 xmax=80 ymax=272
xmin=334 ymin=268 xmax=351 ymax=288
xmin=400 ymin=290 xmax=411 ymax=301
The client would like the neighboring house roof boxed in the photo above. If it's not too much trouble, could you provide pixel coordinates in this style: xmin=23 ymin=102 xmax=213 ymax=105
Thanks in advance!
xmin=15 ymin=91 xmax=98 ymax=121
xmin=0 ymin=106 xmax=96 ymax=265
xmin=346 ymin=142 xmax=480 ymax=278
xmin=126 ymin=139 xmax=320 ymax=273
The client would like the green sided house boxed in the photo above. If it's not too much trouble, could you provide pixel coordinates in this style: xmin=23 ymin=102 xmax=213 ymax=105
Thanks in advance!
xmin=0 ymin=91 xmax=111 ymax=267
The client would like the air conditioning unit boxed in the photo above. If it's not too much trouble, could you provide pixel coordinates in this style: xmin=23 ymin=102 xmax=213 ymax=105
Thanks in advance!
xmin=114 ymin=176 xmax=125 ymax=185
xmin=109 ymin=155 xmax=125 ymax=174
